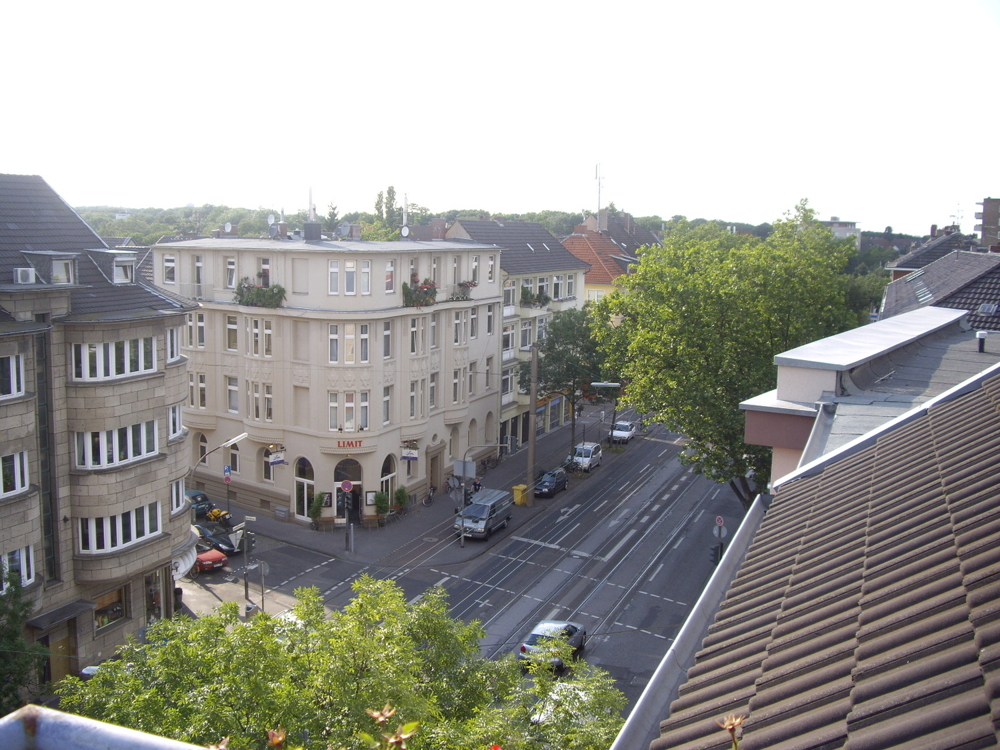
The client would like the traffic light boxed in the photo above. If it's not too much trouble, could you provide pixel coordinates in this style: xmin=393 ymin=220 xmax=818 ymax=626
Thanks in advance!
xmin=710 ymin=542 xmax=723 ymax=566
xmin=244 ymin=531 xmax=256 ymax=553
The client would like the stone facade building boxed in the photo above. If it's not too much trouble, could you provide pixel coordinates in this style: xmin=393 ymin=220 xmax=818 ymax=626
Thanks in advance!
xmin=0 ymin=174 xmax=198 ymax=682
xmin=153 ymin=224 xmax=502 ymax=527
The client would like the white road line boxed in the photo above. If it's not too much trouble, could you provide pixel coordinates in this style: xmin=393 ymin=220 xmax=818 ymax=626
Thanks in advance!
xmin=553 ymin=522 xmax=580 ymax=547
xmin=434 ymin=575 xmax=451 ymax=587
xmin=512 ymin=536 xmax=562 ymax=550
xmin=640 ymin=515 xmax=650 ymax=523
xmin=595 ymin=500 xmax=609 ymax=512
xmin=545 ymin=607 xmax=562 ymax=620
xmin=601 ymin=529 xmax=637 ymax=562
xmin=672 ymin=534 xmax=686 ymax=549
xmin=649 ymin=563 xmax=664 ymax=581
xmin=651 ymin=505 xmax=660 ymax=512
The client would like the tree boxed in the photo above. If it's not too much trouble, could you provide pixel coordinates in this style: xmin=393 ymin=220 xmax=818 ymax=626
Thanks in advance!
xmin=593 ymin=201 xmax=855 ymax=509
xmin=0 ymin=571 xmax=48 ymax=716
xmin=324 ymin=203 xmax=340 ymax=232
xmin=374 ymin=191 xmax=384 ymax=221
xmin=385 ymin=186 xmax=398 ymax=227
xmin=519 ymin=308 xmax=605 ymax=455
xmin=56 ymin=578 xmax=623 ymax=750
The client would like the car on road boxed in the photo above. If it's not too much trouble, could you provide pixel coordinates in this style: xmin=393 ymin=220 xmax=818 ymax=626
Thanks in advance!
xmin=185 ymin=489 xmax=215 ymax=517
xmin=189 ymin=540 xmax=228 ymax=578
xmin=518 ymin=620 xmax=587 ymax=671
xmin=194 ymin=522 xmax=242 ymax=556
xmin=610 ymin=421 xmax=637 ymax=443
xmin=534 ymin=468 xmax=568 ymax=497
xmin=569 ymin=442 xmax=602 ymax=472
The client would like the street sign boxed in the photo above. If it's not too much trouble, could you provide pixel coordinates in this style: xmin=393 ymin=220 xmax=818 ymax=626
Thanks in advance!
xmin=245 ymin=515 xmax=257 ymax=522
xmin=713 ymin=525 xmax=728 ymax=540
xmin=224 ymin=476 xmax=231 ymax=484
xmin=341 ymin=480 xmax=354 ymax=492
xmin=224 ymin=464 xmax=232 ymax=483
xmin=716 ymin=516 xmax=724 ymax=526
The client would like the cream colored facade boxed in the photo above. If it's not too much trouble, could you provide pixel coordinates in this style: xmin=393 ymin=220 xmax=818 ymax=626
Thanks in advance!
xmin=153 ymin=231 xmax=502 ymax=526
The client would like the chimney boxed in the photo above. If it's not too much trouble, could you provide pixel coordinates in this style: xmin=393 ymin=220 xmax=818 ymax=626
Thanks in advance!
xmin=930 ymin=224 xmax=938 ymax=237
xmin=349 ymin=224 xmax=362 ymax=239
xmin=430 ymin=218 xmax=447 ymax=240
xmin=277 ymin=221 xmax=289 ymax=238
xmin=303 ymin=221 xmax=322 ymax=241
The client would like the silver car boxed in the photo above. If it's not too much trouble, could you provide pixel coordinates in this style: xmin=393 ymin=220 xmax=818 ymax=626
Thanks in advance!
xmin=517 ymin=620 xmax=587 ymax=670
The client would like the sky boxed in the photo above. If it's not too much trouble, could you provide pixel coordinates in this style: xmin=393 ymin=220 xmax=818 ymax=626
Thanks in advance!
xmin=3 ymin=0 xmax=998 ymax=238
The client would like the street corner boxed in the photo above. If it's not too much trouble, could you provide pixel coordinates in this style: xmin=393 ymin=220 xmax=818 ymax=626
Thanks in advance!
xmin=174 ymin=567 xmax=298 ymax=619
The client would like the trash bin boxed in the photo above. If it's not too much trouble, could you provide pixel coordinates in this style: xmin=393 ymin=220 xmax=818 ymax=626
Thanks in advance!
xmin=513 ymin=484 xmax=528 ymax=506
xmin=244 ymin=603 xmax=260 ymax=620
xmin=173 ymin=586 xmax=183 ymax=608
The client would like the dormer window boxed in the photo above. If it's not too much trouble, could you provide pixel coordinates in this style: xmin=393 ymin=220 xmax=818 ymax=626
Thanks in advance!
xmin=52 ymin=259 xmax=74 ymax=284
xmin=114 ymin=259 xmax=134 ymax=284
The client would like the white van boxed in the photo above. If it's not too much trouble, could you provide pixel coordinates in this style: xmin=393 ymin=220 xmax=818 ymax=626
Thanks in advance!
xmin=570 ymin=442 xmax=603 ymax=472
xmin=454 ymin=489 xmax=513 ymax=540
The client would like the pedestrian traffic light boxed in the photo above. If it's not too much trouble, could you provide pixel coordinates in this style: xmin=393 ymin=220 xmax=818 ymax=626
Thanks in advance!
xmin=244 ymin=531 xmax=256 ymax=553
xmin=710 ymin=543 xmax=722 ymax=566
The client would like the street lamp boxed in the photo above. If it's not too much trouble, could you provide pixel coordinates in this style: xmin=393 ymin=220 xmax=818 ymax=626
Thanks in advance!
xmin=187 ymin=432 xmax=249 ymax=516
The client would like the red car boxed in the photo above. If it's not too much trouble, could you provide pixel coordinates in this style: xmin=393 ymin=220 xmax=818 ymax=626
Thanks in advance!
xmin=189 ymin=540 xmax=228 ymax=579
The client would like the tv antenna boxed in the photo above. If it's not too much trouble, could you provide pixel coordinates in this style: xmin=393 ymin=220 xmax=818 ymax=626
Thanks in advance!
xmin=595 ymin=163 xmax=603 ymax=217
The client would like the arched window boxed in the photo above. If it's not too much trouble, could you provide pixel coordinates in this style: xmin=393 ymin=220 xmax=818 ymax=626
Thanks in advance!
xmin=294 ymin=458 xmax=315 ymax=519
xmin=229 ymin=443 xmax=240 ymax=474
xmin=198 ymin=434 xmax=208 ymax=464
xmin=379 ymin=454 xmax=396 ymax=497
xmin=262 ymin=447 xmax=273 ymax=482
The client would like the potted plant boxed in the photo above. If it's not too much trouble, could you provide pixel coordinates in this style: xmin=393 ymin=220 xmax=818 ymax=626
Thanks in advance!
xmin=393 ymin=485 xmax=410 ymax=514
xmin=308 ymin=494 xmax=324 ymax=531
xmin=373 ymin=490 xmax=390 ymax=525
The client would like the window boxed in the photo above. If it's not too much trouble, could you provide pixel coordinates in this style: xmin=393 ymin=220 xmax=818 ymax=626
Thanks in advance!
xmin=229 ymin=444 xmax=240 ymax=474
xmin=191 ymin=313 xmax=205 ymax=347
xmin=263 ymin=320 xmax=272 ymax=357
xmin=113 ymin=259 xmax=134 ymax=283
xmin=344 ymin=392 xmax=355 ymax=431
xmin=488 ymin=255 xmax=495 ymax=282
xmin=553 ymin=275 xmax=563 ymax=299
xmin=410 ymin=381 xmax=417 ymax=418
xmin=470 ymin=307 xmax=478 ymax=339
xmin=168 ymin=405 xmax=183 ymax=438
xmin=80 ymin=503 xmax=161 ymax=554
xmin=53 ymin=259 xmax=74 ymax=284
xmin=431 ymin=257 xmax=439 ymax=285
xmin=383 ymin=321 xmax=392 ymax=359
xmin=410 ymin=318 xmax=418 ymax=354
xmin=198 ymin=373 xmax=206 ymax=408
xmin=345 ymin=323 xmax=356 ymax=364
xmin=345 ymin=260 xmax=356 ymax=295
xmin=328 ymin=260 xmax=340 ymax=294
xmin=73 ymin=338 xmax=157 ymax=382
xmin=503 ymin=279 xmax=516 ymax=307
xmin=262 ymin=448 xmax=274 ymax=482
xmin=264 ymin=384 xmax=273 ymax=422
xmin=453 ymin=370 xmax=460 ymax=404
xmin=454 ymin=311 xmax=462 ymax=345
xmin=170 ymin=479 xmax=185 ymax=513
xmin=0 ymin=546 xmax=34 ymax=592
xmin=93 ymin=588 xmax=126 ymax=629
xmin=430 ymin=313 xmax=438 ymax=348
xmin=199 ymin=434 xmax=207 ymax=464
xmin=472 ymin=256 xmax=480 ymax=284
xmin=537 ymin=276 xmax=548 ymax=299
xmin=469 ymin=361 xmax=476 ymax=395
xmin=359 ymin=324 xmax=369 ymax=363
xmin=1 ymin=451 xmax=28 ymax=497
xmin=502 ymin=324 xmax=514 ymax=355
xmin=522 ymin=277 xmax=534 ymax=297
xmin=486 ymin=357 xmax=493 ymax=388
xmin=259 ymin=258 xmax=271 ymax=287
xmin=385 ymin=260 xmax=395 ymax=293
xmin=537 ymin=316 xmax=548 ymax=341
xmin=487 ymin=304 xmax=495 ymax=334
xmin=502 ymin=367 xmax=514 ymax=395
xmin=74 ymin=421 xmax=158 ymax=469
xmin=567 ymin=273 xmax=575 ymax=297
xmin=227 ymin=377 xmax=239 ymax=412
xmin=1 ymin=354 xmax=25 ymax=398
xmin=193 ymin=255 xmax=203 ymax=294
xmin=359 ymin=391 xmax=369 ymax=430
xmin=382 ymin=386 xmax=391 ymax=424
xmin=163 ymin=256 xmax=175 ymax=284
xmin=329 ymin=324 xmax=339 ymax=362
xmin=166 ymin=327 xmax=180 ymax=362
xmin=429 ymin=372 xmax=437 ymax=408
xmin=328 ymin=392 xmax=339 ymax=430
xmin=247 ymin=318 xmax=270 ymax=357
xmin=361 ymin=260 xmax=371 ymax=294
xmin=452 ymin=256 xmax=460 ymax=285
xmin=587 ymin=289 xmax=606 ymax=303
xmin=521 ymin=320 xmax=532 ymax=348
xmin=226 ymin=257 xmax=236 ymax=288
xmin=226 ymin=315 xmax=238 ymax=351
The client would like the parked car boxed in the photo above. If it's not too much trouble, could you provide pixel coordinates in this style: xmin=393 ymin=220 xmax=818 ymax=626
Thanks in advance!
xmin=189 ymin=540 xmax=228 ymax=578
xmin=569 ymin=442 xmax=602 ymax=472
xmin=534 ymin=468 xmax=568 ymax=497
xmin=194 ymin=522 xmax=241 ymax=555
xmin=610 ymin=421 xmax=637 ymax=444
xmin=185 ymin=489 xmax=214 ymax=517
xmin=518 ymin=620 xmax=587 ymax=671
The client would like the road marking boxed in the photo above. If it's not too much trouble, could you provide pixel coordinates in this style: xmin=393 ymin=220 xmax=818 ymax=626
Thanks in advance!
xmin=553 ymin=523 xmax=580 ymax=547
xmin=601 ymin=529 xmax=637 ymax=562
xmin=672 ymin=534 xmax=686 ymax=549
xmin=434 ymin=575 xmax=451 ymax=587
xmin=545 ymin=607 xmax=562 ymax=620
xmin=594 ymin=500 xmax=608 ymax=512
xmin=569 ymin=549 xmax=593 ymax=558
xmin=672 ymin=484 xmax=679 ymax=491
xmin=512 ymin=536 xmax=562 ymax=550
xmin=651 ymin=505 xmax=660 ymax=512
xmin=649 ymin=563 xmax=664 ymax=581
xmin=640 ymin=515 xmax=650 ymax=523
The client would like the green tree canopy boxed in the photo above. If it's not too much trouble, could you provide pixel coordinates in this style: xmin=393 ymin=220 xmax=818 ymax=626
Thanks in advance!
xmin=57 ymin=577 xmax=623 ymax=750
xmin=593 ymin=201 xmax=856 ymax=508
xmin=0 ymin=572 xmax=48 ymax=715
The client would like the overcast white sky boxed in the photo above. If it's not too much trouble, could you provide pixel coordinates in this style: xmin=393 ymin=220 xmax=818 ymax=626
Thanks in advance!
xmin=3 ymin=0 xmax=998 ymax=237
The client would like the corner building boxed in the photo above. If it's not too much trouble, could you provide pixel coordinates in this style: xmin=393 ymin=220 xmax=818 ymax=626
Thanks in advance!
xmin=0 ymin=175 xmax=197 ymax=682
xmin=154 ymin=226 xmax=502 ymax=527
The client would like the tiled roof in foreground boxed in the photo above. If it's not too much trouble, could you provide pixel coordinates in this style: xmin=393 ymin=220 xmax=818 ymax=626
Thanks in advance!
xmin=652 ymin=364 xmax=1000 ymax=750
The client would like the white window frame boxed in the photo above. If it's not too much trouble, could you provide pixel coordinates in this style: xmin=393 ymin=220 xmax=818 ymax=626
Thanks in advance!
xmin=385 ymin=260 xmax=395 ymax=293
xmin=74 ymin=420 xmax=158 ymax=469
xmin=329 ymin=392 xmax=339 ymax=431
xmin=0 ymin=546 xmax=34 ymax=591
xmin=1 ymin=451 xmax=29 ymax=497
xmin=72 ymin=338 xmax=156 ymax=381
xmin=0 ymin=354 xmax=25 ymax=399
xmin=360 ymin=324 xmax=369 ymax=363
xmin=163 ymin=255 xmax=175 ymax=284
xmin=78 ymin=502 xmax=161 ymax=554
xmin=382 ymin=386 xmax=391 ymax=425
xmin=167 ymin=327 xmax=180 ymax=362
xmin=328 ymin=260 xmax=340 ymax=295
xmin=345 ymin=260 xmax=356 ymax=295
xmin=226 ymin=315 xmax=238 ymax=351
xmin=113 ymin=259 xmax=134 ymax=284
xmin=170 ymin=479 xmax=185 ymax=513
xmin=361 ymin=260 xmax=371 ymax=295
xmin=329 ymin=324 xmax=339 ymax=363
xmin=470 ymin=307 xmax=478 ymax=339
xmin=226 ymin=257 xmax=237 ymax=289
xmin=429 ymin=372 xmax=437 ymax=408
xmin=227 ymin=376 xmax=239 ymax=413
xmin=168 ymin=405 xmax=183 ymax=438
xmin=360 ymin=391 xmax=369 ymax=429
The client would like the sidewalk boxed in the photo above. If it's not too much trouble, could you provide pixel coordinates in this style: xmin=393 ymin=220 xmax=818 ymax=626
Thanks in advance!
xmin=177 ymin=405 xmax=629 ymax=617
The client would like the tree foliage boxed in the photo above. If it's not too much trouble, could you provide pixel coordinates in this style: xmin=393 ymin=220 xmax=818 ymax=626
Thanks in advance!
xmin=56 ymin=578 xmax=623 ymax=750
xmin=0 ymin=572 xmax=48 ymax=715
xmin=593 ymin=202 xmax=856 ymax=508
xmin=519 ymin=308 xmax=605 ymax=452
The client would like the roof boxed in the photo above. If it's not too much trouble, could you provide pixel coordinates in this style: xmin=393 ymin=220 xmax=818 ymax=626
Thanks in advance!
xmin=581 ymin=210 xmax=660 ymax=254
xmin=445 ymin=220 xmax=589 ymax=275
xmin=561 ymin=229 xmax=637 ymax=285
xmin=881 ymin=250 xmax=1000 ymax=321
xmin=651 ymin=360 xmax=1000 ymax=750
xmin=887 ymin=231 xmax=979 ymax=272
xmin=0 ymin=174 xmax=196 ymax=322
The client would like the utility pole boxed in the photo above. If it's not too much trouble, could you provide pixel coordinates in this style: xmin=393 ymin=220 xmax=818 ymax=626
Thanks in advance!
xmin=526 ymin=342 xmax=538 ymax=507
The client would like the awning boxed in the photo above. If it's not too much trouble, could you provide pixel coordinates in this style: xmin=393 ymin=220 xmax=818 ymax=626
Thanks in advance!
xmin=27 ymin=600 xmax=95 ymax=630
xmin=170 ymin=528 xmax=200 ymax=581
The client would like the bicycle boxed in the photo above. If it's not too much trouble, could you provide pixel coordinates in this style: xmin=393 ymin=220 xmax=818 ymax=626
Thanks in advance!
xmin=422 ymin=485 xmax=437 ymax=507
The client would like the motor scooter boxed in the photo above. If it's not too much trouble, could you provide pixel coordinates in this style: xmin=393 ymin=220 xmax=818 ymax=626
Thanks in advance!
xmin=205 ymin=508 xmax=235 ymax=527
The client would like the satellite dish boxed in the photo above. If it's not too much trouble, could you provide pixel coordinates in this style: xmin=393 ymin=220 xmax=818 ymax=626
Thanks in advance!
xmin=269 ymin=225 xmax=279 ymax=238
xmin=224 ymin=222 xmax=232 ymax=233
xmin=267 ymin=214 xmax=275 ymax=226
xmin=400 ymin=226 xmax=410 ymax=238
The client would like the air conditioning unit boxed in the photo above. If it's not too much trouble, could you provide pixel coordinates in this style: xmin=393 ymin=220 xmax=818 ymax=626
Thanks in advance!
xmin=14 ymin=268 xmax=35 ymax=284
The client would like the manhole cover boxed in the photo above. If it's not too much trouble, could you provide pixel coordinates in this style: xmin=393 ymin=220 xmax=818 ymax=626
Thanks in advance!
xmin=423 ymin=536 xmax=439 ymax=543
